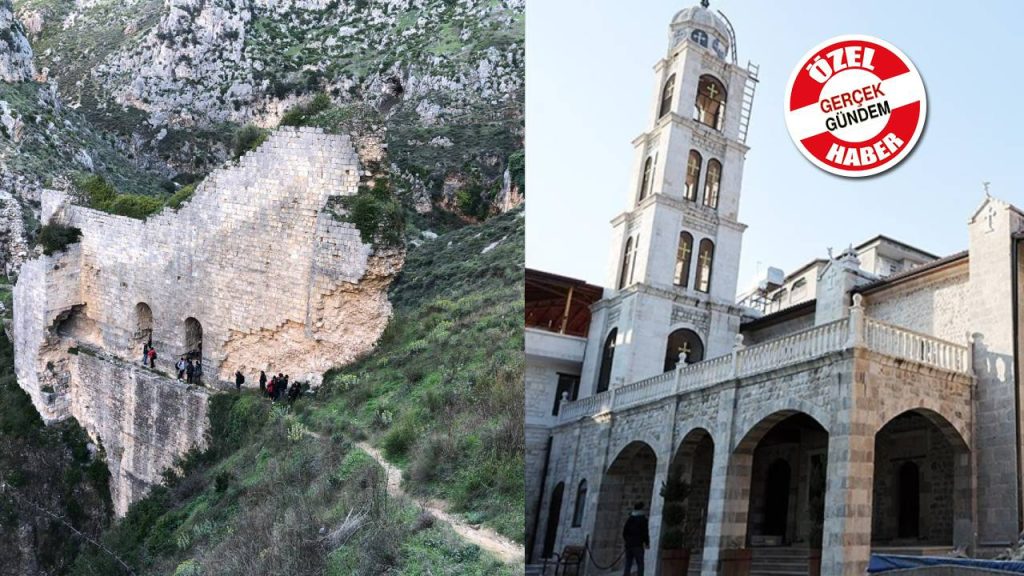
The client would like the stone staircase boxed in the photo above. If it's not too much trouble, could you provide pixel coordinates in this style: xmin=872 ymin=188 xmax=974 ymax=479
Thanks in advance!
xmin=749 ymin=547 xmax=813 ymax=576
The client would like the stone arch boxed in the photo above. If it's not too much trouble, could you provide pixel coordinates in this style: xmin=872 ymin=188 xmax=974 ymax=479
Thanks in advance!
xmin=734 ymin=402 xmax=832 ymax=453
xmin=661 ymin=428 xmax=714 ymax=561
xmin=875 ymin=402 xmax=970 ymax=452
xmin=720 ymin=410 xmax=829 ymax=550
xmin=134 ymin=302 xmax=153 ymax=346
xmin=184 ymin=317 xmax=203 ymax=361
xmin=593 ymin=441 xmax=658 ymax=567
xmin=871 ymin=408 xmax=971 ymax=548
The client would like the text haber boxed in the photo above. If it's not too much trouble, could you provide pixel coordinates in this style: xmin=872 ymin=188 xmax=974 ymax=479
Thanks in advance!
xmin=825 ymin=133 xmax=905 ymax=167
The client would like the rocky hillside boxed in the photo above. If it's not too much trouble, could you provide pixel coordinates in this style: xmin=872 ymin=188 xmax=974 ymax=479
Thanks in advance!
xmin=0 ymin=0 xmax=522 ymax=275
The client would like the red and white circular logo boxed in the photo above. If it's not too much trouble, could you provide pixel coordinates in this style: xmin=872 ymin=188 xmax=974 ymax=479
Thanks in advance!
xmin=784 ymin=35 xmax=927 ymax=177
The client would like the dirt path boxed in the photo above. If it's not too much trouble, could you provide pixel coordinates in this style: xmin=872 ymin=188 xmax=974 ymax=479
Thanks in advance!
xmin=356 ymin=441 xmax=524 ymax=565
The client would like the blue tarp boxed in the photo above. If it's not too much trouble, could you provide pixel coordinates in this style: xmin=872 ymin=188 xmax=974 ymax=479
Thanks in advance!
xmin=869 ymin=554 xmax=1024 ymax=573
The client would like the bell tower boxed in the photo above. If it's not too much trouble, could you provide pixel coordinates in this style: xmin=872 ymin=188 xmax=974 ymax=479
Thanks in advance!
xmin=581 ymin=2 xmax=759 ymax=395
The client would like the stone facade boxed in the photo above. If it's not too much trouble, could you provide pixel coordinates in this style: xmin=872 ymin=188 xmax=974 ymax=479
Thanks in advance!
xmin=524 ymin=4 xmax=1023 ymax=576
xmin=13 ymin=127 xmax=401 ymax=514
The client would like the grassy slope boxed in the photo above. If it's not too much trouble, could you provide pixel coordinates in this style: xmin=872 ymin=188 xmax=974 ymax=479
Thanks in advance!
xmin=66 ymin=209 xmax=524 ymax=576
xmin=317 ymin=207 xmax=525 ymax=538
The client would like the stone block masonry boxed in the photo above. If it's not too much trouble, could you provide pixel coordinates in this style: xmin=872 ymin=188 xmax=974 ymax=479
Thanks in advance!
xmin=13 ymin=126 xmax=403 ymax=514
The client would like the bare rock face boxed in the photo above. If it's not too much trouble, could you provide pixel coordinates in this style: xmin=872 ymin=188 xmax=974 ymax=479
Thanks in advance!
xmin=0 ymin=0 xmax=34 ymax=83
xmin=13 ymin=127 xmax=404 ymax=514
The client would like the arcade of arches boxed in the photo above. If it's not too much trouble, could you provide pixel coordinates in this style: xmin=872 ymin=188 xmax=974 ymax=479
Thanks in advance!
xmin=544 ymin=407 xmax=971 ymax=575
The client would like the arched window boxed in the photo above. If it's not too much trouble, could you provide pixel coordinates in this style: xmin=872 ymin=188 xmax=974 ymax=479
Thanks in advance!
xmin=597 ymin=328 xmax=617 ymax=393
xmin=690 ymin=29 xmax=708 ymax=47
xmin=135 ymin=302 xmax=153 ymax=346
xmin=694 ymin=75 xmax=727 ymax=131
xmin=673 ymin=232 xmax=693 ymax=287
xmin=664 ymin=328 xmax=705 ymax=371
xmin=184 ymin=317 xmax=203 ymax=361
xmin=618 ymin=236 xmax=638 ymax=289
xmin=695 ymin=239 xmax=714 ymax=293
xmin=638 ymin=156 xmax=654 ymax=202
xmin=684 ymin=150 xmax=701 ymax=201
xmin=659 ymin=75 xmax=676 ymax=118
xmin=572 ymin=480 xmax=588 ymax=527
xmin=542 ymin=482 xmax=565 ymax=558
xmin=703 ymin=159 xmax=721 ymax=209
xmin=791 ymin=278 xmax=808 ymax=301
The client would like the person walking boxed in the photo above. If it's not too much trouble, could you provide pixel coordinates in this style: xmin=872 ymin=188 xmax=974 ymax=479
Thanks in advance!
xmin=147 ymin=346 xmax=157 ymax=369
xmin=176 ymin=356 xmax=187 ymax=380
xmin=622 ymin=502 xmax=650 ymax=576
xmin=142 ymin=343 xmax=150 ymax=366
xmin=185 ymin=360 xmax=195 ymax=384
xmin=259 ymin=370 xmax=267 ymax=395
xmin=235 ymin=370 xmax=245 ymax=392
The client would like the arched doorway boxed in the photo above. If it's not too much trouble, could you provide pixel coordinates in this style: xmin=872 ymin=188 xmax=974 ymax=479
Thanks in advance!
xmin=898 ymin=462 xmax=920 ymax=539
xmin=184 ymin=317 xmax=203 ymax=361
xmin=593 ymin=441 xmax=657 ymax=567
xmin=134 ymin=303 xmax=153 ymax=346
xmin=871 ymin=409 xmax=969 ymax=547
xmin=763 ymin=460 xmax=791 ymax=536
xmin=664 ymin=328 xmax=704 ymax=371
xmin=732 ymin=412 xmax=828 ymax=548
xmin=661 ymin=428 xmax=714 ymax=570
xmin=542 ymin=482 xmax=565 ymax=558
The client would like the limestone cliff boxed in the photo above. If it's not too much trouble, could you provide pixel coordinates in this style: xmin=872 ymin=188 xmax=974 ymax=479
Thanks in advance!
xmin=13 ymin=127 xmax=403 ymax=515
xmin=0 ymin=0 xmax=32 ymax=83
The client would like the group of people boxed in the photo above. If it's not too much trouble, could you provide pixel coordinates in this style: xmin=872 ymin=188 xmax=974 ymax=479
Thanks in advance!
xmin=141 ymin=342 xmax=157 ymax=368
xmin=256 ymin=370 xmax=302 ymax=403
xmin=176 ymin=356 xmax=203 ymax=384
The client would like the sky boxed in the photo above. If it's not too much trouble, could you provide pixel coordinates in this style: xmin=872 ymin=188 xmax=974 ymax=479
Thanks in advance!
xmin=525 ymin=0 xmax=1024 ymax=292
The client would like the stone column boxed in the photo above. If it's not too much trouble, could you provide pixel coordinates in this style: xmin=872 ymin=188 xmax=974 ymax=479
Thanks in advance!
xmin=821 ymin=424 xmax=875 ymax=575
xmin=699 ymin=386 xmax=743 ymax=576
xmin=648 ymin=453 xmax=671 ymax=576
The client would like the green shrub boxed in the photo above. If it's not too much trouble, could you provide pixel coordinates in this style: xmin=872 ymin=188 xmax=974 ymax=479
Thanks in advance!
xmin=37 ymin=222 xmax=82 ymax=256
xmin=167 ymin=183 xmax=197 ymax=209
xmin=73 ymin=174 xmax=164 ymax=219
xmin=280 ymin=92 xmax=332 ymax=126
xmin=336 ymin=177 xmax=405 ymax=248
xmin=231 ymin=124 xmax=268 ymax=159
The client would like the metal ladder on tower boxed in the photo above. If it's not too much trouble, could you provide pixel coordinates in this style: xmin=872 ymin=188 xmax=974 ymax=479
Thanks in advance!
xmin=738 ymin=60 xmax=759 ymax=144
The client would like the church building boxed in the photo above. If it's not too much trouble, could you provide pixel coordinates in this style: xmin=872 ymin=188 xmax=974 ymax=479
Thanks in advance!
xmin=526 ymin=4 xmax=1022 ymax=575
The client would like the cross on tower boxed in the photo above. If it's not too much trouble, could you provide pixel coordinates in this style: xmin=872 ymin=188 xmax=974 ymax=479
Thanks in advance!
xmin=983 ymin=181 xmax=991 ymax=196
xmin=699 ymin=249 xmax=713 ymax=271
xmin=676 ymin=341 xmax=692 ymax=365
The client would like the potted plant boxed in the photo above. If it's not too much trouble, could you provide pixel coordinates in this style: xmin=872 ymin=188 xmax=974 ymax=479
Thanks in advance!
xmin=659 ymin=476 xmax=693 ymax=576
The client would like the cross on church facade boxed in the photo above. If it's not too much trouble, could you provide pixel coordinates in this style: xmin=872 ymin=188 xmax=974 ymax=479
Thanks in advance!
xmin=705 ymin=82 xmax=719 ymax=99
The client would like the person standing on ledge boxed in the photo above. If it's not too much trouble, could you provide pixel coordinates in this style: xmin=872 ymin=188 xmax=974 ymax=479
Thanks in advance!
xmin=235 ymin=370 xmax=245 ymax=392
xmin=622 ymin=501 xmax=650 ymax=576
xmin=147 ymin=346 xmax=157 ymax=369
xmin=259 ymin=370 xmax=267 ymax=395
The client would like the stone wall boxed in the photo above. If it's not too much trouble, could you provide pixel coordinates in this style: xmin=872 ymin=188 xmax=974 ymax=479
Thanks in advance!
xmin=864 ymin=267 xmax=969 ymax=344
xmin=13 ymin=127 xmax=401 ymax=514
xmin=70 ymin=350 xmax=210 ymax=516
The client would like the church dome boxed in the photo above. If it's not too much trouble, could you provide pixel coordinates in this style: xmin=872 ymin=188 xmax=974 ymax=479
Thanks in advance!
xmin=669 ymin=3 xmax=732 ymax=60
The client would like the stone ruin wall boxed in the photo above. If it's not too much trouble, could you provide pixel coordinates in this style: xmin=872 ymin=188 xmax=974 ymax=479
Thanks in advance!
xmin=13 ymin=127 xmax=403 ymax=514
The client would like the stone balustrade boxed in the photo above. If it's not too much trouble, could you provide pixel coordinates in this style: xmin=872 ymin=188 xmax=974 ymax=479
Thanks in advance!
xmin=864 ymin=317 xmax=971 ymax=374
xmin=558 ymin=296 xmax=974 ymax=424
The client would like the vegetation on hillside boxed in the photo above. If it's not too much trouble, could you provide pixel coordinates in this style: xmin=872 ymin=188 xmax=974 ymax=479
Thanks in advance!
xmin=57 ymin=208 xmax=523 ymax=575
xmin=0 ymin=330 xmax=114 ymax=574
